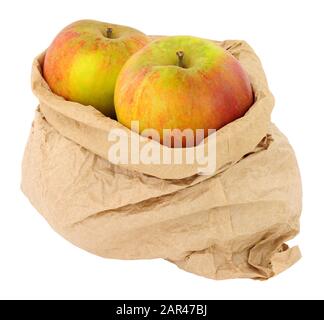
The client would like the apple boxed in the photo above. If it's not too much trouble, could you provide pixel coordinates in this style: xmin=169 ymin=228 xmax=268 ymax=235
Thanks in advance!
xmin=43 ymin=20 xmax=149 ymax=117
xmin=115 ymin=36 xmax=254 ymax=147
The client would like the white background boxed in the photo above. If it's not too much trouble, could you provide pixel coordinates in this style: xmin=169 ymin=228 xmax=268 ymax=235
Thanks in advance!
xmin=0 ymin=0 xmax=323 ymax=300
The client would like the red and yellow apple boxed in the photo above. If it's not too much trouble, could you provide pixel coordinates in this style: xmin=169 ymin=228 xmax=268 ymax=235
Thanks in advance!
xmin=115 ymin=36 xmax=253 ymax=147
xmin=43 ymin=20 xmax=149 ymax=117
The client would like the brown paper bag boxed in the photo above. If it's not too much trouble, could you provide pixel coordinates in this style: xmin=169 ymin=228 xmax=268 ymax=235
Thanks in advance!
xmin=21 ymin=38 xmax=302 ymax=280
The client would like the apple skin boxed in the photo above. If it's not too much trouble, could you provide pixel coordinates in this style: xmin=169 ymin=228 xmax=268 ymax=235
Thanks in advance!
xmin=115 ymin=36 xmax=254 ymax=147
xmin=43 ymin=20 xmax=150 ymax=117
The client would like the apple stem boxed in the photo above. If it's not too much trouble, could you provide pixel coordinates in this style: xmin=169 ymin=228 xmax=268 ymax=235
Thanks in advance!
xmin=176 ymin=51 xmax=185 ymax=68
xmin=106 ymin=27 xmax=113 ymax=38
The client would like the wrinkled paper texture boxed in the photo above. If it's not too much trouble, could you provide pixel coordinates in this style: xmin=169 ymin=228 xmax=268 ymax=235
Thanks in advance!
xmin=21 ymin=39 xmax=302 ymax=280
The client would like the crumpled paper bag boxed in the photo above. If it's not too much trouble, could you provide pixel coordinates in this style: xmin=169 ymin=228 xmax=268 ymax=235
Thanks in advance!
xmin=21 ymin=38 xmax=302 ymax=280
